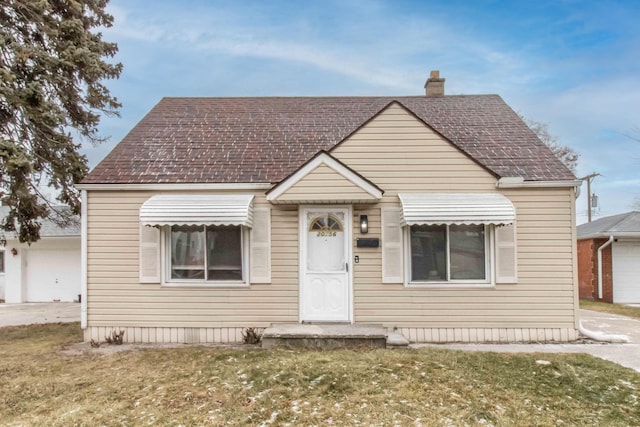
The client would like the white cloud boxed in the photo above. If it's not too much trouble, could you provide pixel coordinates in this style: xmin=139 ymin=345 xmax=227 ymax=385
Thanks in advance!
xmin=105 ymin=4 xmax=164 ymax=43
xmin=103 ymin=0 xmax=529 ymax=94
xmin=549 ymin=78 xmax=640 ymax=133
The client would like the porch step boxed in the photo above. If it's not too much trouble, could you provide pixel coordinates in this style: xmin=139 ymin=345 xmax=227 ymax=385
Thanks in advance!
xmin=262 ymin=323 xmax=388 ymax=349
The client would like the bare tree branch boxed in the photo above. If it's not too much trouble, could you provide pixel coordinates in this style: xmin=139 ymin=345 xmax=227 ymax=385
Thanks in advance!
xmin=519 ymin=114 xmax=579 ymax=174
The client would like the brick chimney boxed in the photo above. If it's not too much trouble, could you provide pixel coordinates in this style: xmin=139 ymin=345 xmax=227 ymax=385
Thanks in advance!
xmin=424 ymin=70 xmax=445 ymax=96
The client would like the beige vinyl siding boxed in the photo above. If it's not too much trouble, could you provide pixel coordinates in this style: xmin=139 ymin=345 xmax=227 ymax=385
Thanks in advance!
xmin=86 ymin=190 xmax=299 ymax=328
xmin=274 ymin=164 xmax=377 ymax=203
xmin=331 ymin=104 xmax=497 ymax=192
xmin=347 ymin=188 xmax=576 ymax=329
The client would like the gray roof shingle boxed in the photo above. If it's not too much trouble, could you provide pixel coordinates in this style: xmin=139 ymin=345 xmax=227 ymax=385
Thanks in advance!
xmin=83 ymin=95 xmax=576 ymax=184
xmin=0 ymin=206 xmax=80 ymax=238
xmin=577 ymin=211 xmax=640 ymax=238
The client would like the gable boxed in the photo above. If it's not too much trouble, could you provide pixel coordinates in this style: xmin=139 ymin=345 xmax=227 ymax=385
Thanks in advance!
xmin=331 ymin=103 xmax=499 ymax=193
xmin=267 ymin=152 xmax=383 ymax=204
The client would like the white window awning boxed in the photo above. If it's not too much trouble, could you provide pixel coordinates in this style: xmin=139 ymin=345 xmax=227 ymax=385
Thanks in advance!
xmin=398 ymin=193 xmax=515 ymax=226
xmin=140 ymin=195 xmax=255 ymax=227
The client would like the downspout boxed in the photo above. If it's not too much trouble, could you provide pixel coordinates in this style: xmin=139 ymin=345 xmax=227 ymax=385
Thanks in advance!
xmin=597 ymin=235 xmax=614 ymax=300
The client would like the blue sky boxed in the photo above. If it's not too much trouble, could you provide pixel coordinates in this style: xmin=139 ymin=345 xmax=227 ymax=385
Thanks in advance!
xmin=88 ymin=0 xmax=640 ymax=223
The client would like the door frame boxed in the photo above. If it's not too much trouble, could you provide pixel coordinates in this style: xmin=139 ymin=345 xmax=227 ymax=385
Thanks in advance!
xmin=299 ymin=205 xmax=353 ymax=323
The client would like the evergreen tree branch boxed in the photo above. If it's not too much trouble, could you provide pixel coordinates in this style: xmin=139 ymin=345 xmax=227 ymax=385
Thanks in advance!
xmin=0 ymin=0 xmax=121 ymax=242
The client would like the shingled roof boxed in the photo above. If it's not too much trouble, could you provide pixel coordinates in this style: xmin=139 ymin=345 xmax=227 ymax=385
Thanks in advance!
xmin=83 ymin=95 xmax=575 ymax=184
xmin=0 ymin=206 xmax=80 ymax=237
xmin=577 ymin=211 xmax=640 ymax=239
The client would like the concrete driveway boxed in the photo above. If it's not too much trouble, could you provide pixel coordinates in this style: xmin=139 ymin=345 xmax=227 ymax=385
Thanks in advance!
xmin=0 ymin=302 xmax=80 ymax=327
xmin=579 ymin=309 xmax=640 ymax=343
xmin=413 ymin=309 xmax=640 ymax=372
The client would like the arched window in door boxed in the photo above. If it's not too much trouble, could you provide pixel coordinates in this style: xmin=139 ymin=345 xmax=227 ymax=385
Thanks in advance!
xmin=308 ymin=214 xmax=343 ymax=232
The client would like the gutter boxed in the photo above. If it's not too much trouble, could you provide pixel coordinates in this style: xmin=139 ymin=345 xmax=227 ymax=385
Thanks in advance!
xmin=579 ymin=232 xmax=640 ymax=240
xmin=597 ymin=235 xmax=614 ymax=300
xmin=76 ymin=183 xmax=273 ymax=191
xmin=496 ymin=177 xmax=582 ymax=189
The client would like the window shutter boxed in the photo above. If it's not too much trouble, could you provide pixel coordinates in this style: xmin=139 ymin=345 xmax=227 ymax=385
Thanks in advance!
xmin=382 ymin=207 xmax=404 ymax=284
xmin=139 ymin=225 xmax=161 ymax=283
xmin=250 ymin=207 xmax=271 ymax=283
xmin=495 ymin=223 xmax=517 ymax=284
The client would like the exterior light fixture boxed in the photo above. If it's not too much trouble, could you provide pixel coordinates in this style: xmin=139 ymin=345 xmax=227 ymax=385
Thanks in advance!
xmin=10 ymin=247 xmax=18 ymax=256
xmin=360 ymin=215 xmax=368 ymax=234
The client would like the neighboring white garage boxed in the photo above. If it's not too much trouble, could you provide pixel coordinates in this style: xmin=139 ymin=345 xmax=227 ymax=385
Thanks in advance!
xmin=2 ymin=206 xmax=81 ymax=303
xmin=612 ymin=241 xmax=640 ymax=304
xmin=577 ymin=211 xmax=640 ymax=304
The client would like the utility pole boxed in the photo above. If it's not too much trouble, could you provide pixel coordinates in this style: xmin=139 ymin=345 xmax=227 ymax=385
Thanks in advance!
xmin=580 ymin=172 xmax=601 ymax=222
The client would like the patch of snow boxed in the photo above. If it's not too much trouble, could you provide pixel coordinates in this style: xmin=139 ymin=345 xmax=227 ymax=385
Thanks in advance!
xmin=310 ymin=374 xmax=324 ymax=385
xmin=258 ymin=411 xmax=279 ymax=426
xmin=619 ymin=379 xmax=636 ymax=389
xmin=61 ymin=407 xmax=81 ymax=417
xmin=579 ymin=320 xmax=630 ymax=343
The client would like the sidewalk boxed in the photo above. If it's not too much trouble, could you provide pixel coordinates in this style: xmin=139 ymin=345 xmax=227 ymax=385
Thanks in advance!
xmin=412 ymin=309 xmax=640 ymax=372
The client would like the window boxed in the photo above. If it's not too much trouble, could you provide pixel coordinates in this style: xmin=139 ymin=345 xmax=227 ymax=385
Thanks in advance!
xmin=308 ymin=214 xmax=343 ymax=232
xmin=169 ymin=225 xmax=244 ymax=282
xmin=0 ymin=251 xmax=4 ymax=273
xmin=382 ymin=204 xmax=517 ymax=286
xmin=409 ymin=224 xmax=487 ymax=282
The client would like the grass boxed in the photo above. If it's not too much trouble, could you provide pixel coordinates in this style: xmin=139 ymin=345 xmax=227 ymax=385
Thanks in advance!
xmin=581 ymin=300 xmax=640 ymax=320
xmin=1 ymin=323 xmax=639 ymax=426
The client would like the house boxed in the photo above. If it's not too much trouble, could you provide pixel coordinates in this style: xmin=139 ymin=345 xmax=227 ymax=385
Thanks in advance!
xmin=577 ymin=211 xmax=640 ymax=304
xmin=1 ymin=206 xmax=81 ymax=303
xmin=78 ymin=71 xmax=581 ymax=344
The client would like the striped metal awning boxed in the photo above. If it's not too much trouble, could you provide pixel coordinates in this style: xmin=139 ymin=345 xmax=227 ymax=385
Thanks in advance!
xmin=398 ymin=193 xmax=515 ymax=226
xmin=139 ymin=194 xmax=254 ymax=227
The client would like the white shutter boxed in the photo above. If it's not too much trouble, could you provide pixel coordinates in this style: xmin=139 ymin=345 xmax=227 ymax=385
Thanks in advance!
xmin=495 ymin=223 xmax=517 ymax=284
xmin=250 ymin=208 xmax=271 ymax=283
xmin=382 ymin=207 xmax=404 ymax=284
xmin=139 ymin=225 xmax=161 ymax=283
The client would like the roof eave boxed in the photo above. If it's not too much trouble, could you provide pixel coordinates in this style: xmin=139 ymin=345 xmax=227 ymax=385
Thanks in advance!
xmin=76 ymin=183 xmax=273 ymax=191
xmin=497 ymin=177 xmax=582 ymax=189
xmin=578 ymin=232 xmax=640 ymax=240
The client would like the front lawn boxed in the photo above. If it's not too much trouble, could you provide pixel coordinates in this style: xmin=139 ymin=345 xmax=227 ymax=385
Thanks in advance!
xmin=581 ymin=299 xmax=640 ymax=320
xmin=1 ymin=323 xmax=639 ymax=426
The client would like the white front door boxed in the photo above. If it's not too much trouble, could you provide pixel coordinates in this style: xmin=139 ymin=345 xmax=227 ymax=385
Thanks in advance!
xmin=300 ymin=207 xmax=351 ymax=322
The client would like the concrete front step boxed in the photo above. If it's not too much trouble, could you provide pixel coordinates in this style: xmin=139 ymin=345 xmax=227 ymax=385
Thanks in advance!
xmin=262 ymin=323 xmax=389 ymax=349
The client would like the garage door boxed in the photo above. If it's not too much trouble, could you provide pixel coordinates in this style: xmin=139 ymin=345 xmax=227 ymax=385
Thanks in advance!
xmin=612 ymin=241 xmax=640 ymax=304
xmin=25 ymin=249 xmax=81 ymax=302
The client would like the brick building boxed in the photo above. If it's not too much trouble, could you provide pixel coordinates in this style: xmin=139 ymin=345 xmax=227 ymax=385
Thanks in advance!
xmin=577 ymin=212 xmax=640 ymax=304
